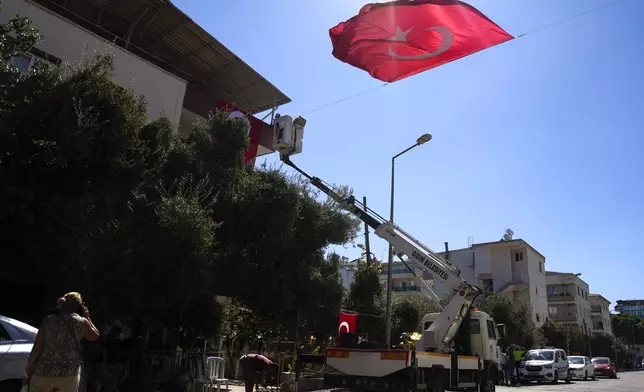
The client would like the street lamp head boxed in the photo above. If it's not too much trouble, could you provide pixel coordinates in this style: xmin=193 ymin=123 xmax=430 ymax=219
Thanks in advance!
xmin=417 ymin=133 xmax=432 ymax=145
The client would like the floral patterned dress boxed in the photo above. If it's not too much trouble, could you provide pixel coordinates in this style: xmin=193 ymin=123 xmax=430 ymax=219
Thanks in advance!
xmin=32 ymin=313 xmax=85 ymax=377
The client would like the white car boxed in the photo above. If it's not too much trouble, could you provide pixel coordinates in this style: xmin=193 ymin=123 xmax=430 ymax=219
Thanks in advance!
xmin=0 ymin=315 xmax=37 ymax=392
xmin=519 ymin=348 xmax=571 ymax=384
xmin=568 ymin=355 xmax=596 ymax=380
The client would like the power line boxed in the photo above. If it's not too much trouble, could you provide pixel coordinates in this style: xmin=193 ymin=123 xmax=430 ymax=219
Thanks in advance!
xmin=516 ymin=0 xmax=627 ymax=38
xmin=306 ymin=82 xmax=389 ymax=115
xmin=301 ymin=0 xmax=629 ymax=116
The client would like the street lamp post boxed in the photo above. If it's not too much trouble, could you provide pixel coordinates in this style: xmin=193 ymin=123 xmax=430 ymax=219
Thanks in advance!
xmin=384 ymin=133 xmax=432 ymax=347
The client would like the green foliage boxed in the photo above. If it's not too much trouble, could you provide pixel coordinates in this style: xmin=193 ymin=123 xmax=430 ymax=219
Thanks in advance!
xmin=0 ymin=14 xmax=357 ymax=347
xmin=611 ymin=314 xmax=644 ymax=346
xmin=0 ymin=2 xmax=41 ymax=62
xmin=539 ymin=320 xmax=587 ymax=355
xmin=476 ymin=293 xmax=542 ymax=349
xmin=345 ymin=262 xmax=385 ymax=341
xmin=391 ymin=293 xmax=438 ymax=344
xmin=590 ymin=332 xmax=619 ymax=360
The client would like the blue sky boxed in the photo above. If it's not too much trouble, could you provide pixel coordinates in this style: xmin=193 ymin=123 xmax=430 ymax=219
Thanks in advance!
xmin=173 ymin=0 xmax=642 ymax=308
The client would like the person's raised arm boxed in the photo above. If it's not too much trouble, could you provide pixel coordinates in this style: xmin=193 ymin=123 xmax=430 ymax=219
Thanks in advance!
xmin=81 ymin=305 xmax=100 ymax=342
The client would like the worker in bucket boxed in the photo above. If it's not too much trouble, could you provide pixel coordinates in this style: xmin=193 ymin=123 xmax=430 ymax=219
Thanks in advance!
xmin=238 ymin=353 xmax=277 ymax=392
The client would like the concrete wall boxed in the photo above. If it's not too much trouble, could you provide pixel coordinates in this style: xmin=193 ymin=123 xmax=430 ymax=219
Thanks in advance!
xmin=339 ymin=263 xmax=356 ymax=291
xmin=589 ymin=295 xmax=613 ymax=336
xmin=546 ymin=274 xmax=593 ymax=334
xmin=3 ymin=0 xmax=187 ymax=127
xmin=438 ymin=241 xmax=547 ymax=326
xmin=526 ymin=248 xmax=548 ymax=326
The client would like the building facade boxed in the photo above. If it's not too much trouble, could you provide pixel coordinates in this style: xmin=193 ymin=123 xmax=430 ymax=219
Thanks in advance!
xmin=379 ymin=261 xmax=435 ymax=298
xmin=546 ymin=272 xmax=593 ymax=336
xmin=435 ymin=239 xmax=548 ymax=326
xmin=2 ymin=0 xmax=290 ymax=161
xmin=615 ymin=300 xmax=644 ymax=318
xmin=588 ymin=294 xmax=613 ymax=336
xmin=338 ymin=261 xmax=357 ymax=292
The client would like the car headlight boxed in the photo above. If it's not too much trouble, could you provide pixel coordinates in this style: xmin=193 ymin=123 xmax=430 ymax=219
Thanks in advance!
xmin=543 ymin=364 xmax=552 ymax=369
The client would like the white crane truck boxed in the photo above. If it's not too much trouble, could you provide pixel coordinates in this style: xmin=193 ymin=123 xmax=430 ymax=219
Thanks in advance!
xmin=278 ymin=149 xmax=503 ymax=392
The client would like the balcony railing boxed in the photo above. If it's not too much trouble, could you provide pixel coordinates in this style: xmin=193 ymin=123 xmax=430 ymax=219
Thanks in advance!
xmin=392 ymin=286 xmax=422 ymax=292
xmin=380 ymin=268 xmax=414 ymax=276
xmin=550 ymin=313 xmax=577 ymax=322
xmin=547 ymin=292 xmax=574 ymax=302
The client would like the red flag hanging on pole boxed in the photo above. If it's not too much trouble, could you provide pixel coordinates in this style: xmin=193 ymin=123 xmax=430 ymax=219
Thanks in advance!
xmin=216 ymin=101 xmax=263 ymax=165
xmin=337 ymin=311 xmax=358 ymax=346
xmin=329 ymin=0 xmax=513 ymax=83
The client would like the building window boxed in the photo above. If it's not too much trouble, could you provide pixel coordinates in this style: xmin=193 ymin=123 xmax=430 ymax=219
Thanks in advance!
xmin=8 ymin=52 xmax=56 ymax=73
xmin=539 ymin=261 xmax=543 ymax=273
xmin=481 ymin=278 xmax=494 ymax=293
xmin=577 ymin=286 xmax=580 ymax=295
xmin=513 ymin=251 xmax=524 ymax=262
xmin=536 ymin=287 xmax=538 ymax=295
xmin=547 ymin=286 xmax=556 ymax=296
xmin=9 ymin=53 xmax=35 ymax=72
xmin=548 ymin=306 xmax=557 ymax=315
xmin=536 ymin=313 xmax=540 ymax=323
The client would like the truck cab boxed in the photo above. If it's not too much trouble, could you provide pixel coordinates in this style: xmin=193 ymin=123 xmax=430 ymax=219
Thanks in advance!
xmin=420 ymin=309 xmax=502 ymax=364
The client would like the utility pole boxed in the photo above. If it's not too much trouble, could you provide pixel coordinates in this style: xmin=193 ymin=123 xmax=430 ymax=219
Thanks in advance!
xmin=363 ymin=196 xmax=372 ymax=264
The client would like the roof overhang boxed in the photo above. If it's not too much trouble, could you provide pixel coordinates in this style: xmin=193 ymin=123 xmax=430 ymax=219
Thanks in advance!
xmin=31 ymin=0 xmax=291 ymax=114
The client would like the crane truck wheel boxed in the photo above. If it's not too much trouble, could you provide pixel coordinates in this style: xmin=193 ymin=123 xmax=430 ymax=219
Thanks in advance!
xmin=480 ymin=364 xmax=497 ymax=392
xmin=425 ymin=368 xmax=446 ymax=392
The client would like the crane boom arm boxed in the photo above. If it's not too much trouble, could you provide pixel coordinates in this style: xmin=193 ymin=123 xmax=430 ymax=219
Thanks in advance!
xmin=281 ymin=155 xmax=481 ymax=352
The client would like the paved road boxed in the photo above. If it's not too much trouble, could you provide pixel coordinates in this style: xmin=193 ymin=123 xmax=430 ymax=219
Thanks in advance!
xmin=497 ymin=371 xmax=644 ymax=392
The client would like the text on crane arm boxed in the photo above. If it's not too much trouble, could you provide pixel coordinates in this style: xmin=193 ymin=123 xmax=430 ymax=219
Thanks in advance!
xmin=412 ymin=250 xmax=450 ymax=281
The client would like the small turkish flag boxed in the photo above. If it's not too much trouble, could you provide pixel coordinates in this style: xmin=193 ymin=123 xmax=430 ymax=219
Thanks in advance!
xmin=216 ymin=102 xmax=263 ymax=165
xmin=329 ymin=0 xmax=513 ymax=82
xmin=337 ymin=311 xmax=358 ymax=346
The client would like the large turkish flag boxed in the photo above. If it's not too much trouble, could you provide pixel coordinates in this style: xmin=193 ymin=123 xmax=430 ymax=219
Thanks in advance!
xmin=216 ymin=102 xmax=263 ymax=165
xmin=337 ymin=311 xmax=358 ymax=346
xmin=329 ymin=0 xmax=513 ymax=82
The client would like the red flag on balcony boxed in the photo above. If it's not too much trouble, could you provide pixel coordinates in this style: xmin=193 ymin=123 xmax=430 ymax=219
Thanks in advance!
xmin=337 ymin=311 xmax=358 ymax=346
xmin=329 ymin=0 xmax=513 ymax=82
xmin=216 ymin=102 xmax=263 ymax=165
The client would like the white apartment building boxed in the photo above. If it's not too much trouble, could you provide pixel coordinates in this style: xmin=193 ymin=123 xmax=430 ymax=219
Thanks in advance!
xmin=436 ymin=239 xmax=548 ymax=326
xmin=379 ymin=261 xmax=435 ymax=298
xmin=338 ymin=261 xmax=357 ymax=291
xmin=588 ymin=294 xmax=613 ymax=336
xmin=2 ymin=0 xmax=289 ymax=159
xmin=546 ymin=272 xmax=593 ymax=336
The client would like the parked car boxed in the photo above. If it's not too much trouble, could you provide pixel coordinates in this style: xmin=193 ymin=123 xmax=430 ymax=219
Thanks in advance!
xmin=0 ymin=315 xmax=37 ymax=392
xmin=591 ymin=357 xmax=617 ymax=379
xmin=519 ymin=347 xmax=571 ymax=384
xmin=568 ymin=355 xmax=596 ymax=380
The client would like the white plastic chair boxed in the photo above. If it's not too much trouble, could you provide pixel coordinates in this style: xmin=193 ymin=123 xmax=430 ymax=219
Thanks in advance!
xmin=187 ymin=355 xmax=207 ymax=392
xmin=205 ymin=356 xmax=228 ymax=392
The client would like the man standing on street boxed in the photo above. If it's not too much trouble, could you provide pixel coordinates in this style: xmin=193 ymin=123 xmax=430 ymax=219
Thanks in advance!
xmin=513 ymin=346 xmax=524 ymax=384
xmin=503 ymin=348 xmax=516 ymax=386
xmin=238 ymin=353 xmax=277 ymax=392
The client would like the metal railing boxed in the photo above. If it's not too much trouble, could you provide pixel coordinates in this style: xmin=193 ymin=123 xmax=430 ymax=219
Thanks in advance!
xmin=392 ymin=285 xmax=422 ymax=292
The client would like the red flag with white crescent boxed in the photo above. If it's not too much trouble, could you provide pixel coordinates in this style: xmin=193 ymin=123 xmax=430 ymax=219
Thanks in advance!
xmin=337 ymin=311 xmax=358 ymax=346
xmin=329 ymin=0 xmax=513 ymax=82
xmin=216 ymin=102 xmax=263 ymax=165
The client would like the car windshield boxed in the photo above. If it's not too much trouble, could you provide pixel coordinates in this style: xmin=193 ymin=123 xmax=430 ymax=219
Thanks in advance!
xmin=592 ymin=358 xmax=610 ymax=365
xmin=569 ymin=357 xmax=584 ymax=364
xmin=0 ymin=316 xmax=38 ymax=342
xmin=524 ymin=350 xmax=554 ymax=361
